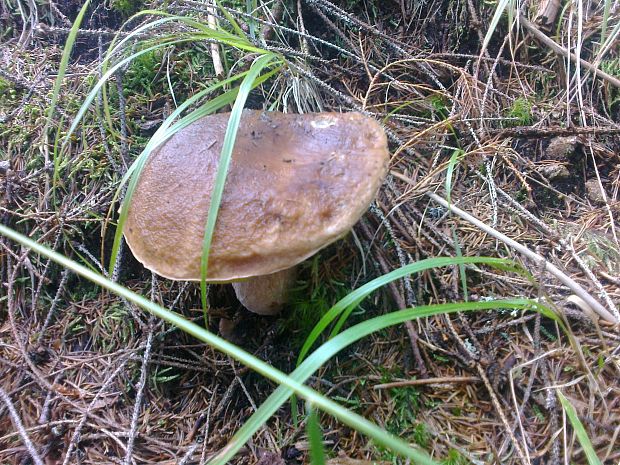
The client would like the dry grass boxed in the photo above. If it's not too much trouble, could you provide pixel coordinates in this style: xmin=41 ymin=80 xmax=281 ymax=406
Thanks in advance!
xmin=1 ymin=0 xmax=619 ymax=464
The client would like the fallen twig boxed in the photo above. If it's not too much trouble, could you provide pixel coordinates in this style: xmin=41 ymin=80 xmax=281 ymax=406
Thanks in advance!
xmin=373 ymin=376 xmax=480 ymax=389
xmin=123 ymin=326 xmax=154 ymax=465
xmin=0 ymin=386 xmax=45 ymax=465
xmin=485 ymin=125 xmax=620 ymax=138
xmin=520 ymin=15 xmax=620 ymax=89
xmin=425 ymin=192 xmax=619 ymax=324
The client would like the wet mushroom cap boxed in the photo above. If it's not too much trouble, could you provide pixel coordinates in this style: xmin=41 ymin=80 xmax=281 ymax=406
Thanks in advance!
xmin=124 ymin=110 xmax=389 ymax=282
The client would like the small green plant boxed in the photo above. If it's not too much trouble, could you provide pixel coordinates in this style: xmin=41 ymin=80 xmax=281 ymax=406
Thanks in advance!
xmin=92 ymin=302 xmax=135 ymax=351
xmin=150 ymin=366 xmax=181 ymax=392
xmin=505 ymin=97 xmax=533 ymax=126
xmin=0 ymin=76 xmax=11 ymax=93
xmin=557 ymin=391 xmax=603 ymax=465
xmin=386 ymin=386 xmax=428 ymax=446
xmin=442 ymin=449 xmax=470 ymax=465
xmin=0 ymin=77 xmax=18 ymax=108
xmin=111 ymin=0 xmax=147 ymax=18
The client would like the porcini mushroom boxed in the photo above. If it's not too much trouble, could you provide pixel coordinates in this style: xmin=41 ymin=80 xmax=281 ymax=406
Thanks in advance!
xmin=123 ymin=110 xmax=389 ymax=314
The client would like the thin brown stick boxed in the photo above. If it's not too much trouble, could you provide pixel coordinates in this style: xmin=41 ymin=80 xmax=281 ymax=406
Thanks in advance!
xmin=373 ymin=376 xmax=480 ymax=389
xmin=123 ymin=327 xmax=154 ymax=465
xmin=0 ymin=386 xmax=45 ymax=465
xmin=207 ymin=0 xmax=224 ymax=77
xmin=485 ymin=125 xmax=620 ymax=138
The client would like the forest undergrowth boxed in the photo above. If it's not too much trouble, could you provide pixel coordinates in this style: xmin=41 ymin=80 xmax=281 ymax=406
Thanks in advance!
xmin=0 ymin=0 xmax=619 ymax=464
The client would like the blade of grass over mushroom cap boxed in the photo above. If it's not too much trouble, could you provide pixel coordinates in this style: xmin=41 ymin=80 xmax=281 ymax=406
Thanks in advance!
xmin=59 ymin=7 xmax=283 ymax=279
xmin=0 ymin=224 xmax=441 ymax=465
xmin=199 ymin=53 xmax=283 ymax=314
xmin=106 ymin=64 xmax=281 ymax=277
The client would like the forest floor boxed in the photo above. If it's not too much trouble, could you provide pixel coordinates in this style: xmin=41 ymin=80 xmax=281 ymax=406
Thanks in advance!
xmin=1 ymin=0 xmax=619 ymax=464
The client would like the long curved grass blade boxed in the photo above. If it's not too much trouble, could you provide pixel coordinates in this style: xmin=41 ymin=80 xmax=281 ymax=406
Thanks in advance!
xmin=557 ymin=391 xmax=603 ymax=465
xmin=46 ymin=0 xmax=91 ymax=187
xmin=299 ymin=256 xmax=527 ymax=364
xmin=64 ymin=37 xmax=192 ymax=147
xmin=0 ymin=223 xmax=436 ymax=465
xmin=45 ymin=0 xmax=90 ymax=128
xmin=199 ymin=53 xmax=281 ymax=311
xmin=106 ymin=61 xmax=281 ymax=276
xmin=481 ymin=0 xmax=513 ymax=56
xmin=214 ymin=0 xmax=247 ymax=38
xmin=209 ymin=298 xmax=557 ymax=465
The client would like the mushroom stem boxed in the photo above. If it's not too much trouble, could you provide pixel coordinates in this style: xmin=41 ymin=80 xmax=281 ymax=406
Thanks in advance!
xmin=231 ymin=267 xmax=298 ymax=315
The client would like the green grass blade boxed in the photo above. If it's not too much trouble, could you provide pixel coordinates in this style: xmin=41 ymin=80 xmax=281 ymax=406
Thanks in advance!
xmin=214 ymin=0 xmax=247 ymax=38
xmin=246 ymin=0 xmax=258 ymax=40
xmin=445 ymin=149 xmax=463 ymax=205
xmin=329 ymin=297 xmax=364 ymax=338
xmin=596 ymin=20 xmax=620 ymax=62
xmin=0 ymin=223 xmax=437 ymax=465
xmin=307 ymin=406 xmax=327 ymax=465
xmin=45 ymin=0 xmax=90 ymax=127
xmin=199 ymin=53 xmax=281 ymax=312
xmin=210 ymin=298 xmax=558 ymax=465
xmin=298 ymin=256 xmax=527 ymax=364
xmin=46 ymin=0 xmax=91 ymax=187
xmin=481 ymin=0 xmax=513 ymax=55
xmin=106 ymin=64 xmax=281 ymax=276
xmin=557 ymin=391 xmax=603 ymax=465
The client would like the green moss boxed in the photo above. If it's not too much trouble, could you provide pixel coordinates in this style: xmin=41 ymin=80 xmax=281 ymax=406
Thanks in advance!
xmin=281 ymin=255 xmax=353 ymax=348
xmin=111 ymin=0 xmax=147 ymax=18
xmin=123 ymin=48 xmax=165 ymax=97
xmin=442 ymin=449 xmax=470 ymax=465
xmin=0 ymin=76 xmax=11 ymax=93
xmin=505 ymin=97 xmax=533 ymax=126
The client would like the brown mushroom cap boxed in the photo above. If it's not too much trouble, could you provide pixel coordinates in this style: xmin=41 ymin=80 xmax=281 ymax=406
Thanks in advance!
xmin=124 ymin=110 xmax=389 ymax=282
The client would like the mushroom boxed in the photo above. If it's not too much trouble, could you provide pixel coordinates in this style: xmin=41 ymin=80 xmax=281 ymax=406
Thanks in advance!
xmin=123 ymin=110 xmax=389 ymax=314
